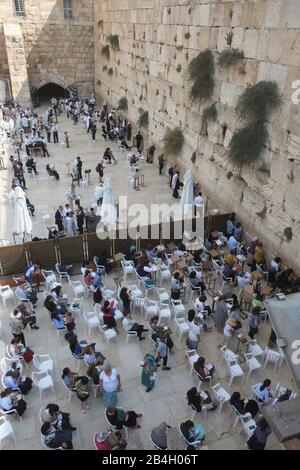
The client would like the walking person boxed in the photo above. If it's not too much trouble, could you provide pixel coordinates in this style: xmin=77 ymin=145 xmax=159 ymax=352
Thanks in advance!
xmin=135 ymin=131 xmax=143 ymax=152
xmin=141 ymin=354 xmax=157 ymax=392
xmin=41 ymin=136 xmax=50 ymax=157
xmin=91 ymin=122 xmax=97 ymax=142
xmin=158 ymin=154 xmax=165 ymax=175
xmin=76 ymin=207 xmax=85 ymax=235
xmin=76 ymin=157 xmax=83 ymax=180
xmin=95 ymin=161 xmax=104 ymax=183
xmin=95 ymin=183 xmax=104 ymax=206
xmin=155 ymin=337 xmax=171 ymax=371
xmin=99 ymin=364 xmax=122 ymax=407
xmin=55 ymin=205 xmax=64 ymax=231
xmin=9 ymin=310 xmax=26 ymax=347
xmin=45 ymin=123 xmax=51 ymax=143
xmin=74 ymin=376 xmax=91 ymax=414
xmin=52 ymin=124 xmax=59 ymax=143
xmin=64 ymin=131 xmax=70 ymax=148
xmin=248 ymin=306 xmax=261 ymax=339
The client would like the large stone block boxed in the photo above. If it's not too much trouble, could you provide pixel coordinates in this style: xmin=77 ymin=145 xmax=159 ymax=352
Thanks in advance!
xmin=264 ymin=0 xmax=282 ymax=28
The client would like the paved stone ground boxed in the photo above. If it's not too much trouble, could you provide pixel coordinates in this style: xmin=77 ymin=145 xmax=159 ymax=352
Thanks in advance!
xmin=0 ymin=103 xmax=182 ymax=244
xmin=0 ymin=268 xmax=294 ymax=450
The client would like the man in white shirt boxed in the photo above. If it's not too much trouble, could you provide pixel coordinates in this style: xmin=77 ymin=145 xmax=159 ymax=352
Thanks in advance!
xmin=193 ymin=192 xmax=204 ymax=217
xmin=95 ymin=183 xmax=104 ymax=206
xmin=187 ymin=317 xmax=201 ymax=350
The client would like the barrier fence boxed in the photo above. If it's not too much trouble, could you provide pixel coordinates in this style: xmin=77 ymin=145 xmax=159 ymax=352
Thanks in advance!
xmin=0 ymin=213 xmax=231 ymax=276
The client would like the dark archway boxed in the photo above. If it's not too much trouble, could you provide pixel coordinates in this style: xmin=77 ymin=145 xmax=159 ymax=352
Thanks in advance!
xmin=37 ymin=82 xmax=67 ymax=105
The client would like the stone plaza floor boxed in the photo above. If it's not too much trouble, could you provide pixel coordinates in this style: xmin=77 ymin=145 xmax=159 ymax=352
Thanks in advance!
xmin=0 ymin=268 xmax=294 ymax=450
xmin=0 ymin=104 xmax=179 ymax=244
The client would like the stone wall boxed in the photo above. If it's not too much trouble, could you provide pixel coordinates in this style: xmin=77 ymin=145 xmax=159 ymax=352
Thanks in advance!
xmin=94 ymin=0 xmax=300 ymax=269
xmin=0 ymin=0 xmax=95 ymax=101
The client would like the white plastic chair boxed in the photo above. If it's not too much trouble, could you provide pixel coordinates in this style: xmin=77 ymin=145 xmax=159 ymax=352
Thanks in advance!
xmin=149 ymin=433 xmax=165 ymax=450
xmin=244 ymin=352 xmax=262 ymax=380
xmin=0 ymin=416 xmax=17 ymax=449
xmin=72 ymin=353 xmax=84 ymax=371
xmin=239 ymin=413 xmax=257 ymax=440
xmin=105 ymin=408 xmax=128 ymax=439
xmin=122 ymin=322 xmax=138 ymax=343
xmin=159 ymin=302 xmax=171 ymax=324
xmin=31 ymin=371 xmax=54 ymax=399
xmin=40 ymin=433 xmax=63 ymax=450
xmin=248 ymin=339 xmax=264 ymax=358
xmin=0 ymin=285 xmax=15 ymax=307
xmin=156 ymin=287 xmax=170 ymax=303
xmin=83 ymin=312 xmax=101 ymax=336
xmin=61 ymin=379 xmax=77 ymax=401
xmin=175 ymin=318 xmax=190 ymax=341
xmin=211 ymin=383 xmax=231 ymax=413
xmin=189 ymin=402 xmax=208 ymax=421
xmin=185 ymin=349 xmax=199 ymax=376
xmin=178 ymin=424 xmax=202 ymax=446
xmin=220 ymin=345 xmax=238 ymax=364
xmin=69 ymin=280 xmax=85 ymax=298
xmin=171 ymin=299 xmax=186 ymax=318
xmin=5 ymin=345 xmax=28 ymax=369
xmin=33 ymin=354 xmax=53 ymax=373
xmin=144 ymin=298 xmax=159 ymax=319
xmin=41 ymin=270 xmax=57 ymax=290
xmin=226 ymin=357 xmax=244 ymax=386
xmin=99 ymin=326 xmax=118 ymax=343
xmin=121 ymin=260 xmax=135 ymax=280
xmin=55 ymin=263 xmax=70 ymax=283
xmin=69 ymin=298 xmax=83 ymax=318
xmin=93 ymin=257 xmax=106 ymax=276
xmin=127 ymin=284 xmax=143 ymax=299
xmin=132 ymin=297 xmax=145 ymax=315
xmin=0 ymin=358 xmax=22 ymax=375
xmin=158 ymin=265 xmax=172 ymax=286
xmin=263 ymin=347 xmax=285 ymax=373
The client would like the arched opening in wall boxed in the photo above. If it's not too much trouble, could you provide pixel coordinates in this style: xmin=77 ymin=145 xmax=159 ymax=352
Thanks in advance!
xmin=37 ymin=83 xmax=67 ymax=105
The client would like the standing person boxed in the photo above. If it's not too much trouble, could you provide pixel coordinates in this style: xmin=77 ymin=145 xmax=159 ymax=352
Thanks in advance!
xmin=155 ymin=337 xmax=171 ymax=371
xmin=226 ymin=215 xmax=235 ymax=239
xmin=91 ymin=122 xmax=97 ymax=142
xmin=52 ymin=123 xmax=59 ymax=143
xmin=99 ymin=364 xmax=122 ymax=407
xmin=55 ymin=205 xmax=64 ymax=231
xmin=95 ymin=182 xmax=104 ymax=206
xmin=171 ymin=171 xmax=180 ymax=198
xmin=9 ymin=310 xmax=26 ymax=347
xmin=158 ymin=154 xmax=165 ymax=175
xmin=64 ymin=131 xmax=70 ymax=148
xmin=126 ymin=122 xmax=132 ymax=141
xmin=40 ymin=136 xmax=50 ymax=157
xmin=168 ymin=165 xmax=177 ymax=187
xmin=76 ymin=207 xmax=85 ymax=235
xmin=74 ymin=376 xmax=91 ymax=414
xmin=135 ymin=131 xmax=143 ymax=152
xmin=248 ymin=306 xmax=261 ymax=339
xmin=193 ymin=192 xmax=204 ymax=217
xmin=186 ymin=317 xmax=201 ymax=351
xmin=214 ymin=296 xmax=228 ymax=334
xmin=45 ymin=123 xmax=51 ymax=143
xmin=247 ymin=418 xmax=271 ymax=450
xmin=141 ymin=354 xmax=157 ymax=392
xmin=76 ymin=157 xmax=83 ymax=180
xmin=95 ymin=161 xmax=104 ymax=183
xmin=65 ymin=212 xmax=76 ymax=236
xmin=147 ymin=144 xmax=156 ymax=163
xmin=24 ymin=135 xmax=30 ymax=156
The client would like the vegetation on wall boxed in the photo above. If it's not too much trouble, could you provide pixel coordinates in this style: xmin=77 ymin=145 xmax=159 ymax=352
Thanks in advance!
xmin=228 ymin=81 xmax=281 ymax=167
xmin=117 ymin=97 xmax=128 ymax=112
xmin=102 ymin=65 xmax=107 ymax=72
xmin=108 ymin=68 xmax=113 ymax=76
xmin=98 ymin=20 xmax=103 ymax=28
xmin=191 ymin=151 xmax=197 ymax=164
xmin=137 ymin=110 xmax=149 ymax=129
xmin=188 ymin=49 xmax=215 ymax=104
xmin=107 ymin=35 xmax=120 ymax=51
xmin=218 ymin=48 xmax=244 ymax=68
xmin=101 ymin=45 xmax=110 ymax=59
xmin=202 ymin=104 xmax=217 ymax=122
xmin=163 ymin=128 xmax=185 ymax=156
xmin=284 ymin=227 xmax=293 ymax=241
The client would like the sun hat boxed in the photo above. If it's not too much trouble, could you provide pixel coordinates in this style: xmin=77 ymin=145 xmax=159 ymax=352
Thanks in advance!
xmin=10 ymin=311 xmax=22 ymax=319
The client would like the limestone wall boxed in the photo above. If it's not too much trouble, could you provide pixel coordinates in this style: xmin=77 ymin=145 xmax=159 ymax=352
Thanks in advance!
xmin=94 ymin=0 xmax=300 ymax=269
xmin=0 ymin=0 xmax=95 ymax=99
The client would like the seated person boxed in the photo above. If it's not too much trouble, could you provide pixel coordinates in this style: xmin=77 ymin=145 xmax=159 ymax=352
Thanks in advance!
xmin=69 ymin=334 xmax=97 ymax=358
xmin=186 ymin=387 xmax=217 ymax=412
xmin=25 ymin=157 xmax=38 ymax=175
xmin=254 ymin=379 xmax=273 ymax=403
xmin=146 ymin=247 xmax=159 ymax=263
xmin=222 ymin=264 xmax=236 ymax=281
xmin=15 ymin=284 xmax=38 ymax=308
xmin=122 ymin=312 xmax=148 ymax=341
xmin=150 ymin=422 xmax=170 ymax=450
xmin=4 ymin=369 xmax=33 ymax=395
xmin=87 ymin=364 xmax=100 ymax=384
xmin=46 ymin=163 xmax=59 ymax=180
xmin=194 ymin=294 xmax=211 ymax=317
xmin=237 ymin=271 xmax=251 ymax=288
xmin=15 ymin=305 xmax=39 ymax=330
xmin=44 ymin=295 xmax=62 ymax=316
xmin=193 ymin=357 xmax=215 ymax=382
xmin=224 ymin=249 xmax=236 ymax=266
xmin=230 ymin=391 xmax=259 ymax=418
xmin=64 ymin=311 xmax=75 ymax=332
xmin=50 ymin=311 xmax=65 ymax=330
xmin=41 ymin=403 xmax=76 ymax=431
xmin=188 ymin=270 xmax=206 ymax=291
xmin=120 ymin=139 xmax=133 ymax=150
xmin=106 ymin=405 xmax=142 ymax=430
xmin=0 ymin=388 xmax=27 ymax=417
xmin=41 ymin=421 xmax=73 ymax=449
xmin=94 ymin=430 xmax=127 ymax=450
xmin=129 ymin=154 xmax=138 ymax=165
xmin=83 ymin=345 xmax=106 ymax=366
xmin=62 ymin=368 xmax=78 ymax=390
xmin=180 ymin=420 xmax=205 ymax=444
xmin=268 ymin=256 xmax=282 ymax=284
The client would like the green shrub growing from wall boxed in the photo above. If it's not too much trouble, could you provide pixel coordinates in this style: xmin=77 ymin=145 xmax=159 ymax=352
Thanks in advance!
xmin=163 ymin=128 xmax=185 ymax=156
xmin=188 ymin=49 xmax=215 ymax=104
